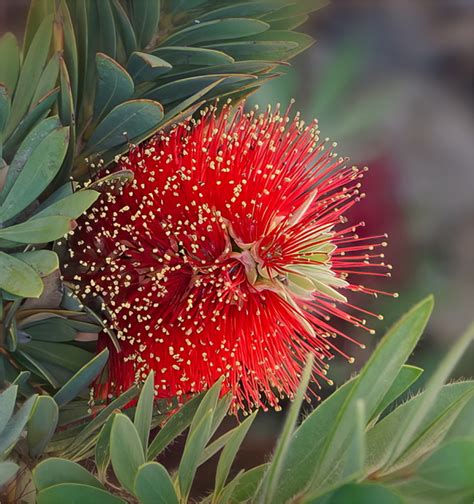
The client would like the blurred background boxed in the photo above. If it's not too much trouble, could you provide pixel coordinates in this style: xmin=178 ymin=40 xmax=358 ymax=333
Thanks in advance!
xmin=1 ymin=0 xmax=473 ymax=495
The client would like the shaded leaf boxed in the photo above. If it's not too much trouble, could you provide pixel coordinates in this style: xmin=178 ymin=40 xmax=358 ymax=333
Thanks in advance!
xmin=127 ymin=52 xmax=172 ymax=83
xmin=152 ymin=46 xmax=234 ymax=66
xmin=110 ymin=414 xmax=145 ymax=492
xmin=27 ymin=395 xmax=59 ymax=457
xmin=134 ymin=462 xmax=179 ymax=504
xmin=0 ymin=33 xmax=20 ymax=94
xmin=37 ymin=484 xmax=125 ymax=504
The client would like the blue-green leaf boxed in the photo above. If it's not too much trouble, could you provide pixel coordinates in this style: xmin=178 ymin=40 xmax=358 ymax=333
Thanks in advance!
xmin=134 ymin=462 xmax=179 ymax=504
xmin=27 ymin=395 xmax=59 ymax=457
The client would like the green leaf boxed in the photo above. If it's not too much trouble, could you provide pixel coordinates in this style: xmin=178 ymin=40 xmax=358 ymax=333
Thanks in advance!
xmin=53 ymin=348 xmax=109 ymax=407
xmin=0 ymin=251 xmax=43 ymax=298
xmin=383 ymin=322 xmax=474 ymax=467
xmin=5 ymin=15 xmax=53 ymax=138
xmin=0 ymin=33 xmax=20 ymax=94
xmin=163 ymin=18 xmax=270 ymax=46
xmin=59 ymin=58 xmax=75 ymax=128
xmin=95 ymin=414 xmax=115 ymax=483
xmin=37 ymin=484 xmax=125 ymax=504
xmin=313 ymin=483 xmax=403 ymax=504
xmin=258 ymin=356 xmax=314 ymax=503
xmin=96 ymin=0 xmax=117 ymax=58
xmin=126 ymin=0 xmax=161 ymax=48
xmin=65 ymin=384 xmax=139 ymax=454
xmin=341 ymin=400 xmax=365 ymax=480
xmin=94 ymin=53 xmax=134 ymax=122
xmin=134 ymin=371 xmax=155 ymax=454
xmin=214 ymin=411 xmax=257 ymax=498
xmin=365 ymin=381 xmax=474 ymax=474
xmin=3 ymin=88 xmax=59 ymax=160
xmin=14 ymin=350 xmax=62 ymax=388
xmin=0 ymin=84 xmax=10 ymax=137
xmin=19 ymin=340 xmax=92 ymax=372
xmin=0 ymin=461 xmax=19 ymax=487
xmin=0 ymin=385 xmax=17 ymax=436
xmin=371 ymin=365 xmax=423 ymax=420
xmin=223 ymin=464 xmax=267 ymax=503
xmin=445 ymin=395 xmax=474 ymax=441
xmin=34 ymin=457 xmax=103 ymax=491
xmin=273 ymin=296 xmax=434 ymax=504
xmin=0 ymin=394 xmax=37 ymax=456
xmin=152 ymin=46 xmax=234 ymax=66
xmin=178 ymin=408 xmax=213 ymax=501
xmin=112 ymin=0 xmax=138 ymax=57
xmin=134 ymin=462 xmax=179 ymax=504
xmin=417 ymin=439 xmax=474 ymax=491
xmin=0 ymin=115 xmax=60 ymax=204
xmin=0 ymin=216 xmax=73 ymax=244
xmin=23 ymin=0 xmax=55 ymax=53
xmin=58 ymin=0 xmax=79 ymax=107
xmin=22 ymin=316 xmax=75 ymax=342
xmin=27 ymin=395 xmax=59 ymax=457
xmin=12 ymin=250 xmax=59 ymax=277
xmin=196 ymin=1 xmax=286 ymax=22
xmin=311 ymin=296 xmax=434 ymax=489
xmin=147 ymin=392 xmax=204 ymax=460
xmin=33 ymin=190 xmax=99 ymax=220
xmin=86 ymin=99 xmax=163 ymax=153
xmin=0 ymin=126 xmax=70 ymax=223
xmin=142 ymin=74 xmax=242 ymax=104
xmin=127 ymin=52 xmax=172 ymax=83
xmin=32 ymin=53 xmax=60 ymax=105
xmin=110 ymin=413 xmax=145 ymax=492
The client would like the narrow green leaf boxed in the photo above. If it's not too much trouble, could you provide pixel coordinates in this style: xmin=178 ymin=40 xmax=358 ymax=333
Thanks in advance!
xmin=0 ymin=394 xmax=37 ymax=456
xmin=6 ymin=15 xmax=53 ymax=138
xmin=445 ymin=395 xmax=474 ymax=441
xmin=86 ymin=99 xmax=163 ymax=153
xmin=0 ymin=116 xmax=60 ymax=204
xmin=0 ymin=461 xmax=19 ymax=487
xmin=134 ymin=462 xmax=179 ymax=504
xmin=147 ymin=392 xmax=204 ymax=460
xmin=215 ymin=411 xmax=257 ymax=498
xmin=33 ymin=190 xmax=99 ymax=220
xmin=0 ymin=385 xmax=17 ymax=436
xmin=0 ymin=33 xmax=20 ymax=94
xmin=32 ymin=53 xmax=60 ymax=105
xmin=0 ymin=251 xmax=43 ymax=298
xmin=126 ymin=0 xmax=161 ymax=48
xmin=96 ymin=0 xmax=117 ymax=58
xmin=3 ymin=88 xmax=59 ymax=160
xmin=95 ymin=414 xmax=115 ymax=483
xmin=0 ymin=216 xmax=73 ymax=244
xmin=111 ymin=0 xmax=138 ymax=57
xmin=53 ymin=348 xmax=109 ymax=407
xmin=178 ymin=408 xmax=213 ymax=501
xmin=14 ymin=350 xmax=61 ymax=388
xmin=94 ymin=53 xmax=134 ymax=122
xmin=23 ymin=0 xmax=54 ymax=53
xmin=134 ymin=371 xmax=155 ymax=453
xmin=58 ymin=0 xmax=79 ymax=106
xmin=365 ymin=381 xmax=474 ymax=474
xmin=223 ymin=465 xmax=267 ymax=504
xmin=384 ymin=322 xmax=474 ymax=467
xmin=33 ymin=458 xmax=103 ymax=491
xmin=0 ymin=84 xmax=10 ymax=137
xmin=110 ymin=414 xmax=145 ymax=492
xmin=12 ymin=250 xmax=59 ymax=277
xmin=0 ymin=126 xmax=69 ymax=223
xmin=312 ymin=296 xmax=434 ymax=488
xmin=19 ymin=340 xmax=92 ymax=372
xmin=127 ymin=52 xmax=172 ymax=83
xmin=314 ymin=483 xmax=403 ymax=504
xmin=163 ymin=18 xmax=270 ymax=46
xmin=152 ymin=46 xmax=234 ymax=66
xmin=371 ymin=365 xmax=423 ymax=420
xmin=59 ymin=58 xmax=74 ymax=128
xmin=259 ymin=355 xmax=314 ymax=504
xmin=27 ymin=395 xmax=59 ymax=457
xmin=196 ymin=1 xmax=286 ymax=22
xmin=417 ymin=439 xmax=474 ymax=491
xmin=66 ymin=384 xmax=139 ymax=454
xmin=37 ymin=484 xmax=125 ymax=504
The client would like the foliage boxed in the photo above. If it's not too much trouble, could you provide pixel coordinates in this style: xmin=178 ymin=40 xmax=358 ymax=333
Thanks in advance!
xmin=0 ymin=2 xmax=472 ymax=503
xmin=0 ymin=297 xmax=472 ymax=502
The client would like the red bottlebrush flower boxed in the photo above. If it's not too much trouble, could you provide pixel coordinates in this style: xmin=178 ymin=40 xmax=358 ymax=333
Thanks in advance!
xmin=68 ymin=103 xmax=395 ymax=411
